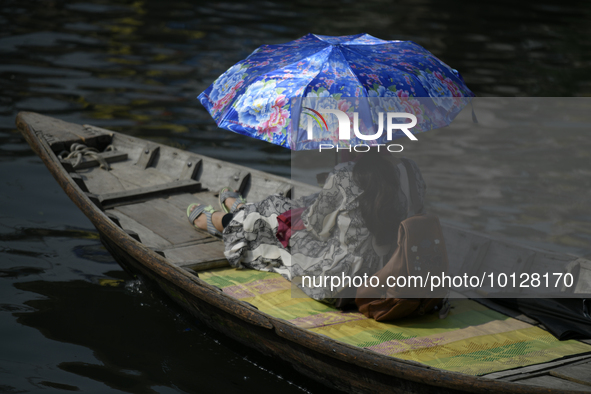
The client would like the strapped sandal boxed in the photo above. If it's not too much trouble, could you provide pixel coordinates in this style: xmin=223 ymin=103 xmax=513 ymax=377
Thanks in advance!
xmin=187 ymin=204 xmax=222 ymax=237
xmin=218 ymin=187 xmax=247 ymax=214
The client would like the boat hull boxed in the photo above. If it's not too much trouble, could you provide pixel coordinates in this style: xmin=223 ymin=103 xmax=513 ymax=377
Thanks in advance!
xmin=17 ymin=111 xmax=591 ymax=394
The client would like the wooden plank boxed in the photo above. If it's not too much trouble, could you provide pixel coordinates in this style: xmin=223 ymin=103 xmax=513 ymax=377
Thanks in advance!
xmin=124 ymin=229 xmax=141 ymax=242
xmin=105 ymin=209 xmax=171 ymax=249
xmin=442 ymin=225 xmax=488 ymax=277
xmin=108 ymin=165 xmax=175 ymax=188
xmin=104 ymin=212 xmax=121 ymax=228
xmin=477 ymin=242 xmax=537 ymax=294
xmin=550 ymin=362 xmax=591 ymax=386
xmin=164 ymin=241 xmax=227 ymax=269
xmin=457 ymin=239 xmax=490 ymax=281
xmin=79 ymin=165 xmax=137 ymax=194
xmin=519 ymin=252 xmax=537 ymax=275
xmin=136 ymin=144 xmax=159 ymax=169
xmin=147 ymin=146 xmax=197 ymax=179
xmin=568 ymin=259 xmax=591 ymax=294
xmin=184 ymin=260 xmax=230 ymax=272
xmin=483 ymin=355 xmax=591 ymax=380
xmin=198 ymin=160 xmax=247 ymax=194
xmin=63 ymin=151 xmax=128 ymax=170
xmin=18 ymin=112 xmax=112 ymax=152
xmin=70 ymin=173 xmax=88 ymax=192
xmin=197 ymin=161 xmax=288 ymax=202
xmin=179 ymin=157 xmax=202 ymax=180
xmin=84 ymin=192 xmax=103 ymax=210
xmin=99 ymin=179 xmax=202 ymax=208
xmin=515 ymin=375 xmax=591 ymax=391
xmin=518 ymin=252 xmax=537 ymax=293
xmin=164 ymin=191 xmax=219 ymax=213
xmin=441 ymin=221 xmax=579 ymax=290
xmin=114 ymin=199 xmax=211 ymax=244
xmin=109 ymin=133 xmax=145 ymax=163
xmin=81 ymin=124 xmax=117 ymax=136
xmin=228 ymin=170 xmax=251 ymax=195
xmin=61 ymin=160 xmax=75 ymax=173
xmin=248 ymin=175 xmax=291 ymax=203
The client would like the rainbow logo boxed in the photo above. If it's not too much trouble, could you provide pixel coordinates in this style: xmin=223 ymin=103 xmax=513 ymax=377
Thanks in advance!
xmin=303 ymin=107 xmax=328 ymax=131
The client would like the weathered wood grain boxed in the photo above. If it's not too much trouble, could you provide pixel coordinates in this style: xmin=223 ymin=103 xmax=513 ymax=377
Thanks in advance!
xmin=99 ymin=179 xmax=201 ymax=208
xmin=179 ymin=158 xmax=201 ymax=180
xmin=227 ymin=170 xmax=250 ymax=195
xmin=79 ymin=165 xmax=137 ymax=193
xmin=199 ymin=160 xmax=247 ymax=194
xmin=484 ymin=355 xmax=591 ymax=380
xmin=164 ymin=241 xmax=227 ymax=268
xmin=164 ymin=192 xmax=219 ymax=213
xmin=114 ymin=198 xmax=211 ymax=244
xmin=107 ymin=165 xmax=175 ymax=188
xmin=136 ymin=144 xmax=159 ymax=169
xmin=84 ymin=192 xmax=103 ymax=210
xmin=104 ymin=212 xmax=121 ymax=228
xmin=550 ymin=362 xmax=591 ymax=386
xmin=69 ymin=172 xmax=89 ymax=192
xmin=124 ymin=229 xmax=141 ymax=242
xmin=106 ymin=208 xmax=171 ymax=249
xmin=567 ymin=259 xmax=591 ymax=294
xmin=109 ymin=133 xmax=145 ymax=163
xmin=458 ymin=239 xmax=491 ymax=278
xmin=16 ymin=112 xmax=112 ymax=152
xmin=64 ymin=151 xmax=128 ymax=170
xmin=516 ymin=376 xmax=591 ymax=391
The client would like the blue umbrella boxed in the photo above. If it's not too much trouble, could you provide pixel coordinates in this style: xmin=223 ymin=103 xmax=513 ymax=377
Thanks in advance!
xmin=198 ymin=33 xmax=474 ymax=150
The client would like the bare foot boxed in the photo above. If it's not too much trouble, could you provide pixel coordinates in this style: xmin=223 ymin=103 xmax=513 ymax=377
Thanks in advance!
xmin=189 ymin=205 xmax=224 ymax=232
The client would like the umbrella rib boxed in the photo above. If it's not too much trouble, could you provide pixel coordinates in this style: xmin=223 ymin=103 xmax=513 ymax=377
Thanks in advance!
xmin=215 ymin=48 xmax=332 ymax=130
xmin=344 ymin=44 xmax=470 ymax=97
xmin=344 ymin=44 xmax=423 ymax=78
xmin=343 ymin=45 xmax=436 ymax=96
xmin=334 ymin=46 xmax=370 ymax=97
xmin=260 ymin=45 xmax=331 ymax=77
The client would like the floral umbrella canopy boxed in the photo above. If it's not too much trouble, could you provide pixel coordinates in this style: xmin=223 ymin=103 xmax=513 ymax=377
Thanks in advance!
xmin=198 ymin=33 xmax=474 ymax=150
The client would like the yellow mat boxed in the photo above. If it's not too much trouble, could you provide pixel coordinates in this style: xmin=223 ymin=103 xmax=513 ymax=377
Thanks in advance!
xmin=199 ymin=267 xmax=591 ymax=376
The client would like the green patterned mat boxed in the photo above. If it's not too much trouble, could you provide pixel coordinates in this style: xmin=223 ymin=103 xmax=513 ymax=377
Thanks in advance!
xmin=200 ymin=267 xmax=591 ymax=375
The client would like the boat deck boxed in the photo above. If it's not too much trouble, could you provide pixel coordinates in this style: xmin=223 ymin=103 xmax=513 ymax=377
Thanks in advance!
xmin=17 ymin=112 xmax=591 ymax=393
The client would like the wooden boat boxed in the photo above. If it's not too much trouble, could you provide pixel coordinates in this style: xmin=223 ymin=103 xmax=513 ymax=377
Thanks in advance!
xmin=17 ymin=111 xmax=591 ymax=393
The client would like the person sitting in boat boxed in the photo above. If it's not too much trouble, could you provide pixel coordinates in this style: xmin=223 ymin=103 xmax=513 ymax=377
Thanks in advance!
xmin=187 ymin=148 xmax=426 ymax=303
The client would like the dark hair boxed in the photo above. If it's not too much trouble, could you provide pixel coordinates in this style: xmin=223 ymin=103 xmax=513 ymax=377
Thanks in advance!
xmin=353 ymin=151 xmax=405 ymax=245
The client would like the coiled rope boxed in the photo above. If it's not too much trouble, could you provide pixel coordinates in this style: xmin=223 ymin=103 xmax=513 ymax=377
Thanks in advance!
xmin=58 ymin=143 xmax=114 ymax=170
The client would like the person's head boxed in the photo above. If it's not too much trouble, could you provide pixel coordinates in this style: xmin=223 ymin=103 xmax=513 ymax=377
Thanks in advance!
xmin=353 ymin=149 xmax=405 ymax=245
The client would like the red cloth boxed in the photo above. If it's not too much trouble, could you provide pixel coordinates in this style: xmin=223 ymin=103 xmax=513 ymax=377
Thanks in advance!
xmin=276 ymin=207 xmax=306 ymax=247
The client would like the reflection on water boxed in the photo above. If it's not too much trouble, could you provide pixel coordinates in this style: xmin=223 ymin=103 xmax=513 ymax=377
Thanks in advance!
xmin=1 ymin=0 xmax=591 ymax=392
xmin=407 ymin=98 xmax=591 ymax=256
xmin=14 ymin=277 xmax=329 ymax=393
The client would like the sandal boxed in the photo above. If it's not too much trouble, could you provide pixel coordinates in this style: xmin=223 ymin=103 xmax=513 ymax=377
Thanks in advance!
xmin=187 ymin=204 xmax=222 ymax=237
xmin=218 ymin=187 xmax=247 ymax=214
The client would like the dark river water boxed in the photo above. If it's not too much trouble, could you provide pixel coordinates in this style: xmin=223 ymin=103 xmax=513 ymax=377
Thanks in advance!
xmin=1 ymin=1 xmax=591 ymax=393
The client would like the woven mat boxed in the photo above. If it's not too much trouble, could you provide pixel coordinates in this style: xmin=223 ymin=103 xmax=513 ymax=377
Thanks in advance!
xmin=199 ymin=267 xmax=591 ymax=375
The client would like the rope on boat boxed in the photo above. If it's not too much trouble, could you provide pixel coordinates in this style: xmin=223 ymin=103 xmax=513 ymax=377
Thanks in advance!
xmin=58 ymin=143 xmax=114 ymax=170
